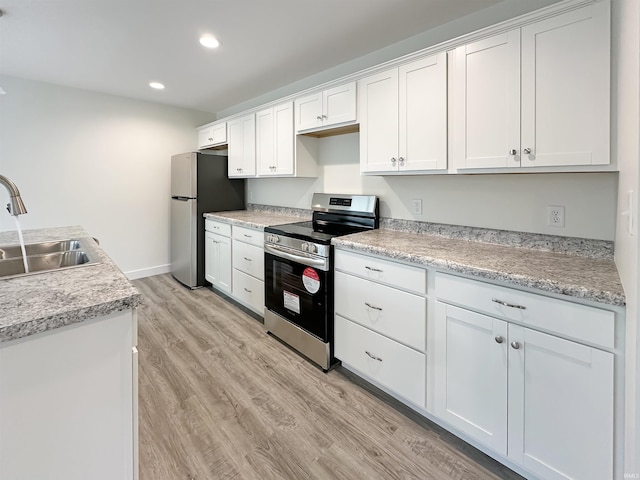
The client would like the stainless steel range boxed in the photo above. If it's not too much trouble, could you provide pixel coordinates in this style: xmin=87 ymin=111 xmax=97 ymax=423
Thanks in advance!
xmin=263 ymin=193 xmax=379 ymax=371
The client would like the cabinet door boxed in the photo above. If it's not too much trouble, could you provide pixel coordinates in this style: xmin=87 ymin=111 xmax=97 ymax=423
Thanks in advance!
xmin=228 ymin=114 xmax=255 ymax=177
xmin=210 ymin=122 xmax=227 ymax=145
xmin=197 ymin=126 xmax=215 ymax=149
xmin=216 ymin=234 xmax=232 ymax=294
xmin=273 ymin=102 xmax=294 ymax=175
xmin=295 ymin=92 xmax=323 ymax=132
xmin=434 ymin=302 xmax=508 ymax=454
xmin=508 ymin=325 xmax=613 ymax=480
xmin=359 ymin=68 xmax=400 ymax=173
xmin=323 ymin=82 xmax=356 ymax=127
xmin=256 ymin=107 xmax=275 ymax=176
xmin=453 ymin=31 xmax=521 ymax=169
xmin=205 ymin=232 xmax=232 ymax=294
xmin=520 ymin=3 xmax=610 ymax=167
xmin=398 ymin=52 xmax=447 ymax=171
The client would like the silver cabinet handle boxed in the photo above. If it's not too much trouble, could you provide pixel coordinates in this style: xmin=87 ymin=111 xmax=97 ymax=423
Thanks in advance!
xmin=365 ymin=351 xmax=382 ymax=362
xmin=244 ymin=287 xmax=252 ymax=293
xmin=495 ymin=336 xmax=504 ymax=344
xmin=492 ymin=298 xmax=526 ymax=310
xmin=365 ymin=266 xmax=383 ymax=272
xmin=511 ymin=341 xmax=521 ymax=350
xmin=364 ymin=302 xmax=382 ymax=311
xmin=391 ymin=157 xmax=397 ymax=164
xmin=524 ymin=148 xmax=532 ymax=154
xmin=243 ymin=234 xmax=252 ymax=238
xmin=509 ymin=149 xmax=517 ymax=155
xmin=243 ymin=257 xmax=252 ymax=261
xmin=316 ymin=115 xmax=322 ymax=120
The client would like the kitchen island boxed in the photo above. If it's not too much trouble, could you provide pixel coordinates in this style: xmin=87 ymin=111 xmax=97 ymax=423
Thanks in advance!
xmin=0 ymin=226 xmax=141 ymax=480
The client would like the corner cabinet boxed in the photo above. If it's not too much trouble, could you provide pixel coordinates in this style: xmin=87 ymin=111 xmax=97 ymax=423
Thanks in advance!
xmin=359 ymin=52 xmax=447 ymax=174
xmin=228 ymin=114 xmax=256 ymax=177
xmin=205 ymin=219 xmax=232 ymax=294
xmin=434 ymin=273 xmax=614 ymax=480
xmin=452 ymin=2 xmax=610 ymax=170
xmin=294 ymin=82 xmax=357 ymax=134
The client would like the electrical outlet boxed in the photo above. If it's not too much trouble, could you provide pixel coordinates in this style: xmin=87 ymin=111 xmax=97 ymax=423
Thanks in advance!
xmin=412 ymin=199 xmax=423 ymax=215
xmin=547 ymin=205 xmax=565 ymax=227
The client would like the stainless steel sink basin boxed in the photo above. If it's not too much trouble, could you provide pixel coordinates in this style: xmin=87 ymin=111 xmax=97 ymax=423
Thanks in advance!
xmin=0 ymin=239 xmax=81 ymax=259
xmin=0 ymin=239 xmax=100 ymax=279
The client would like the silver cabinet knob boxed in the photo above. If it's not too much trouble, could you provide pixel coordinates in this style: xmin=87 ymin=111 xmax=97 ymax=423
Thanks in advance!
xmin=511 ymin=341 xmax=521 ymax=349
xmin=391 ymin=157 xmax=397 ymax=164
xmin=524 ymin=148 xmax=532 ymax=154
xmin=399 ymin=157 xmax=405 ymax=164
xmin=509 ymin=149 xmax=517 ymax=155
xmin=495 ymin=336 xmax=504 ymax=344
xmin=316 ymin=115 xmax=322 ymax=120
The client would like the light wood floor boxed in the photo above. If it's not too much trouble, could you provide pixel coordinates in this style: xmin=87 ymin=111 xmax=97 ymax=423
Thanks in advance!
xmin=135 ymin=274 xmax=522 ymax=480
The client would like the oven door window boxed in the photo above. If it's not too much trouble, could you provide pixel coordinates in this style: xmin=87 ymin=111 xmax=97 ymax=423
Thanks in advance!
xmin=265 ymin=252 xmax=330 ymax=341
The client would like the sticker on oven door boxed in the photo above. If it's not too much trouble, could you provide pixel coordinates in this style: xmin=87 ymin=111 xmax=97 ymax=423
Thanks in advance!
xmin=283 ymin=291 xmax=300 ymax=314
xmin=302 ymin=267 xmax=321 ymax=294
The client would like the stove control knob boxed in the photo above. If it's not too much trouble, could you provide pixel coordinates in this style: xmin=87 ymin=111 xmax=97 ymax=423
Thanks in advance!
xmin=307 ymin=244 xmax=317 ymax=254
xmin=301 ymin=243 xmax=308 ymax=251
xmin=268 ymin=234 xmax=279 ymax=243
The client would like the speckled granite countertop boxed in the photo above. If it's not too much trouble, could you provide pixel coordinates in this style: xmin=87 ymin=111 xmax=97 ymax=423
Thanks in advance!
xmin=333 ymin=229 xmax=625 ymax=307
xmin=204 ymin=210 xmax=307 ymax=229
xmin=0 ymin=226 xmax=141 ymax=344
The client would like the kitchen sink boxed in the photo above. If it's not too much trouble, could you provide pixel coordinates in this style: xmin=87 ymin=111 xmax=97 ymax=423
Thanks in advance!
xmin=0 ymin=239 xmax=81 ymax=259
xmin=0 ymin=239 xmax=100 ymax=279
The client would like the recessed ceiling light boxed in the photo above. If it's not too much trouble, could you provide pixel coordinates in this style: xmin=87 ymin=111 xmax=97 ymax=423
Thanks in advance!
xmin=199 ymin=35 xmax=220 ymax=49
xmin=149 ymin=82 xmax=165 ymax=90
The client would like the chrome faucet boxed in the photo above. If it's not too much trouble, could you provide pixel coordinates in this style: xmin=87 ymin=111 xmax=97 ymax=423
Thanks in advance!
xmin=0 ymin=175 xmax=27 ymax=216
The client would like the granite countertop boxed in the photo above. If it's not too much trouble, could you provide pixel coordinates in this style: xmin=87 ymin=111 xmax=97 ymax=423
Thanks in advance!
xmin=204 ymin=210 xmax=306 ymax=229
xmin=0 ymin=226 xmax=141 ymax=344
xmin=333 ymin=229 xmax=625 ymax=307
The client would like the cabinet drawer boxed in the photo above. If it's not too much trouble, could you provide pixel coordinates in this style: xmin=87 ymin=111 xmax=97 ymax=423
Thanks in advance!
xmin=205 ymin=219 xmax=231 ymax=237
xmin=436 ymin=273 xmax=615 ymax=349
xmin=232 ymin=240 xmax=264 ymax=280
xmin=335 ymin=315 xmax=426 ymax=407
xmin=335 ymin=271 xmax=426 ymax=351
xmin=232 ymin=226 xmax=264 ymax=247
xmin=335 ymin=249 xmax=426 ymax=295
xmin=232 ymin=269 xmax=264 ymax=315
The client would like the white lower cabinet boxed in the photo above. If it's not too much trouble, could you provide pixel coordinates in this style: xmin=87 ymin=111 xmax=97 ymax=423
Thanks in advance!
xmin=435 ymin=273 xmax=614 ymax=480
xmin=205 ymin=230 xmax=232 ymax=294
xmin=231 ymin=226 xmax=265 ymax=315
xmin=334 ymin=315 xmax=425 ymax=407
xmin=0 ymin=310 xmax=138 ymax=480
xmin=232 ymin=269 xmax=264 ymax=314
xmin=334 ymin=249 xmax=427 ymax=408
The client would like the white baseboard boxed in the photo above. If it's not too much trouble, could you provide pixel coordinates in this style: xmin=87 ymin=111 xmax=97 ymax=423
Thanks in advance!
xmin=125 ymin=264 xmax=171 ymax=280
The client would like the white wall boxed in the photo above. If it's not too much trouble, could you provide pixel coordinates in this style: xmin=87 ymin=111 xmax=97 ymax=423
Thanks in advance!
xmin=611 ymin=0 xmax=640 ymax=474
xmin=0 ymin=75 xmax=213 ymax=277
xmin=249 ymin=133 xmax=617 ymax=240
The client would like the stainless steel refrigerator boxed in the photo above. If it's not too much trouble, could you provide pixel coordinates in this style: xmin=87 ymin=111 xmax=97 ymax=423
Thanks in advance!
xmin=170 ymin=152 xmax=245 ymax=288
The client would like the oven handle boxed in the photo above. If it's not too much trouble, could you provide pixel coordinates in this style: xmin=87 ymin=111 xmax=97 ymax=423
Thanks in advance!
xmin=265 ymin=244 xmax=329 ymax=271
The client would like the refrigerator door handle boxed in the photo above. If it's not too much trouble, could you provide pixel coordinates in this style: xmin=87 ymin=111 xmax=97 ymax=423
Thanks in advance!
xmin=172 ymin=196 xmax=193 ymax=201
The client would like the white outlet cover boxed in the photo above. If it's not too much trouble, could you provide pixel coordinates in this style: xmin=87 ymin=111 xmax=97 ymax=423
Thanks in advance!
xmin=547 ymin=205 xmax=565 ymax=227
xmin=412 ymin=199 xmax=423 ymax=215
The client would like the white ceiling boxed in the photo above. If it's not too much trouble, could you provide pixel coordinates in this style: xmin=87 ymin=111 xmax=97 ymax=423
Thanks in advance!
xmin=0 ymin=0 xmax=561 ymax=114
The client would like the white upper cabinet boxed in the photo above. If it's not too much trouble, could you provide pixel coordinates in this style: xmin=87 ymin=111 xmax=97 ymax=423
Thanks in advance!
xmin=227 ymin=114 xmax=256 ymax=177
xmin=360 ymin=52 xmax=447 ymax=174
xmin=256 ymin=102 xmax=295 ymax=176
xmin=453 ymin=2 xmax=610 ymax=170
xmin=295 ymin=82 xmax=357 ymax=133
xmin=197 ymin=122 xmax=227 ymax=149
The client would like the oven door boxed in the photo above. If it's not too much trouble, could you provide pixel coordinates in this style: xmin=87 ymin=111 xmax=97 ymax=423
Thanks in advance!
xmin=264 ymin=244 xmax=331 ymax=342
